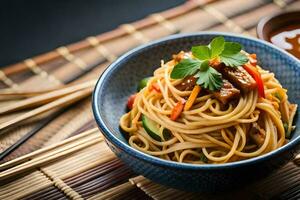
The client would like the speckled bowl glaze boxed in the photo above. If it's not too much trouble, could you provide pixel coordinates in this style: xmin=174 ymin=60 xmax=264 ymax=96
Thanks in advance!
xmin=92 ymin=32 xmax=300 ymax=192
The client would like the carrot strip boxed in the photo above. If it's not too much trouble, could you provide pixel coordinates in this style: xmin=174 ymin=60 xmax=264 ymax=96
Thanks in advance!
xmin=184 ymin=85 xmax=201 ymax=111
xmin=249 ymin=54 xmax=257 ymax=66
xmin=170 ymin=100 xmax=185 ymax=121
xmin=209 ymin=57 xmax=221 ymax=67
xmin=150 ymin=82 xmax=160 ymax=92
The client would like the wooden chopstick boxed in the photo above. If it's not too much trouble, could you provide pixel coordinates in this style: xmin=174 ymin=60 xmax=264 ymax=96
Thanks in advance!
xmin=0 ymin=132 xmax=102 ymax=180
xmin=0 ymin=88 xmax=59 ymax=96
xmin=0 ymin=79 xmax=95 ymax=97
xmin=0 ymin=87 xmax=93 ymax=131
xmin=0 ymin=80 xmax=96 ymax=115
xmin=0 ymin=136 xmax=101 ymax=180
xmin=0 ymin=128 xmax=99 ymax=171
xmin=0 ymin=87 xmax=66 ymax=101
xmin=0 ymin=110 xmax=64 ymax=161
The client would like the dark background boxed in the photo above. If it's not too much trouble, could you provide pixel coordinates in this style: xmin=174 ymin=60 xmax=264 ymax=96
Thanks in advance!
xmin=0 ymin=0 xmax=185 ymax=67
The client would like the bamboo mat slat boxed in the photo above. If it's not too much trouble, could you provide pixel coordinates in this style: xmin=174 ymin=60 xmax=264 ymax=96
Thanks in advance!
xmin=0 ymin=0 xmax=300 ymax=199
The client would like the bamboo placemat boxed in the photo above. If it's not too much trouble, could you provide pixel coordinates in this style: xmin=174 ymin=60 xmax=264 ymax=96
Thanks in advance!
xmin=0 ymin=0 xmax=300 ymax=199
xmin=0 ymin=129 xmax=299 ymax=199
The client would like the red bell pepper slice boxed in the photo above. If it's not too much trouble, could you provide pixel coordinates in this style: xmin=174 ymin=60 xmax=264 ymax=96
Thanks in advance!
xmin=243 ymin=63 xmax=265 ymax=98
xmin=127 ymin=93 xmax=137 ymax=110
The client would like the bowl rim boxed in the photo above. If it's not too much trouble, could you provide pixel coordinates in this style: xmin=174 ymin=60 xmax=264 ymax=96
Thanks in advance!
xmin=92 ymin=31 xmax=300 ymax=170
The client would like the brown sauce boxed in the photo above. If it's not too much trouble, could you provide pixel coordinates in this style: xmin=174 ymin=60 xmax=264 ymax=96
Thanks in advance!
xmin=269 ymin=24 xmax=300 ymax=59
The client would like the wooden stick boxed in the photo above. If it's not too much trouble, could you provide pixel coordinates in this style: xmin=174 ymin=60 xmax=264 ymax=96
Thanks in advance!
xmin=0 ymin=90 xmax=61 ymax=100
xmin=0 ymin=128 xmax=99 ymax=171
xmin=0 ymin=134 xmax=102 ymax=180
xmin=0 ymin=78 xmax=92 ymax=97
xmin=0 ymin=110 xmax=64 ymax=161
xmin=1 ymin=133 xmax=100 ymax=173
xmin=0 ymin=80 xmax=96 ymax=114
xmin=0 ymin=87 xmax=92 ymax=131
xmin=1 ymin=0 xmax=214 ymax=76
xmin=0 ymin=86 xmax=65 ymax=96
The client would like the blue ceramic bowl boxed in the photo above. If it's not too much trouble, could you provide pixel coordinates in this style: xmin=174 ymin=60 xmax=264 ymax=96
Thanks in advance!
xmin=92 ymin=32 xmax=300 ymax=192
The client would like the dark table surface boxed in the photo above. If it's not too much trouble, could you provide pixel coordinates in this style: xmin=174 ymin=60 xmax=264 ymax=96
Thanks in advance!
xmin=0 ymin=0 xmax=185 ymax=67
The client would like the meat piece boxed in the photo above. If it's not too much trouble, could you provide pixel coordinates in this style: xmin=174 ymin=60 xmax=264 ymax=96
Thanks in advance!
xmin=249 ymin=123 xmax=266 ymax=147
xmin=176 ymin=76 xmax=197 ymax=91
xmin=222 ymin=66 xmax=257 ymax=92
xmin=213 ymin=79 xmax=240 ymax=104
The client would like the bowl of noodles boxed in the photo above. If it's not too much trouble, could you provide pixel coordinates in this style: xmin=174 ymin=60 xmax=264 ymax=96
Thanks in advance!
xmin=92 ymin=32 xmax=300 ymax=192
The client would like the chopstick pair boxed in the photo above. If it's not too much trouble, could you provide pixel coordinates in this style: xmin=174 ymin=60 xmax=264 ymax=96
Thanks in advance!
xmin=0 ymin=128 xmax=102 ymax=180
xmin=0 ymin=88 xmax=63 ymax=100
xmin=0 ymin=80 xmax=97 ymax=132
xmin=0 ymin=80 xmax=96 ymax=114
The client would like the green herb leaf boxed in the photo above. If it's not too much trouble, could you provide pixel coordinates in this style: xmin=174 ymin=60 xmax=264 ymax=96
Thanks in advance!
xmin=219 ymin=41 xmax=248 ymax=67
xmin=170 ymin=36 xmax=249 ymax=91
xmin=192 ymin=46 xmax=211 ymax=60
xmin=220 ymin=52 xmax=248 ymax=67
xmin=210 ymin=36 xmax=225 ymax=58
xmin=199 ymin=60 xmax=210 ymax=71
xmin=170 ymin=58 xmax=201 ymax=79
xmin=195 ymin=61 xmax=223 ymax=90
xmin=222 ymin=42 xmax=242 ymax=55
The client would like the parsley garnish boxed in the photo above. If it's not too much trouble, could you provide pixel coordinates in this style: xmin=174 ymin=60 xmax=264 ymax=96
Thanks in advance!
xmin=170 ymin=36 xmax=249 ymax=91
xmin=170 ymin=58 xmax=201 ymax=79
xmin=195 ymin=61 xmax=222 ymax=91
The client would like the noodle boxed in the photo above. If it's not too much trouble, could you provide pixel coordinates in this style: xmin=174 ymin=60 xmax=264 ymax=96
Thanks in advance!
xmin=119 ymin=53 xmax=297 ymax=164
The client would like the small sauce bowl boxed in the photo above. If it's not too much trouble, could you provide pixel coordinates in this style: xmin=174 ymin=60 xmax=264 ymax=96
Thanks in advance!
xmin=257 ymin=11 xmax=300 ymax=59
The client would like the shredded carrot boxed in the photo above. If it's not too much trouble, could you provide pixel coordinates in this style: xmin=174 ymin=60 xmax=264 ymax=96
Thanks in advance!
xmin=249 ymin=54 xmax=257 ymax=66
xmin=209 ymin=57 xmax=221 ymax=67
xmin=150 ymin=82 xmax=160 ymax=92
xmin=250 ymin=54 xmax=257 ymax=59
xmin=170 ymin=100 xmax=185 ymax=121
xmin=184 ymin=85 xmax=201 ymax=111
